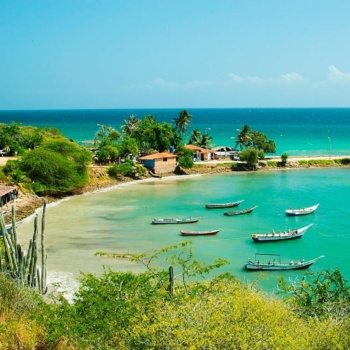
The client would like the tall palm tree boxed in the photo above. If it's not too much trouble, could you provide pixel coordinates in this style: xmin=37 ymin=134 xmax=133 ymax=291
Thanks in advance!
xmin=188 ymin=129 xmax=201 ymax=145
xmin=200 ymin=133 xmax=213 ymax=148
xmin=173 ymin=110 xmax=192 ymax=134
xmin=233 ymin=125 xmax=252 ymax=150
xmin=121 ymin=115 xmax=140 ymax=136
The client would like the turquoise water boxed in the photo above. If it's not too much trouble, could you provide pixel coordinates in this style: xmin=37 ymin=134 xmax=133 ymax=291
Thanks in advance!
xmin=17 ymin=167 xmax=350 ymax=295
xmin=1 ymin=108 xmax=350 ymax=156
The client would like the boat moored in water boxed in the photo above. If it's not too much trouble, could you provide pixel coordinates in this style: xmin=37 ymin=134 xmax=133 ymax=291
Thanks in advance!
xmin=251 ymin=224 xmax=313 ymax=242
xmin=180 ymin=229 xmax=219 ymax=236
xmin=152 ymin=217 xmax=199 ymax=224
xmin=245 ymin=253 xmax=324 ymax=271
xmin=224 ymin=206 xmax=258 ymax=216
xmin=205 ymin=200 xmax=244 ymax=209
xmin=285 ymin=204 xmax=319 ymax=216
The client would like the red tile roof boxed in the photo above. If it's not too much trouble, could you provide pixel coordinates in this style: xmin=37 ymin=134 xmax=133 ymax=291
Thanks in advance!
xmin=138 ymin=152 xmax=177 ymax=160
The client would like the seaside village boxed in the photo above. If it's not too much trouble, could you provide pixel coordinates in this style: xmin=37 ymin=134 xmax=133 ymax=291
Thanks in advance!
xmin=137 ymin=145 xmax=239 ymax=176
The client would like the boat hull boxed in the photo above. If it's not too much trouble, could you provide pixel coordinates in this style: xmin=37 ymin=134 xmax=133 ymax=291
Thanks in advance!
xmin=224 ymin=206 xmax=257 ymax=216
xmin=251 ymin=224 xmax=313 ymax=242
xmin=180 ymin=230 xmax=219 ymax=236
xmin=245 ymin=261 xmax=314 ymax=271
xmin=285 ymin=204 xmax=319 ymax=216
xmin=205 ymin=200 xmax=243 ymax=209
xmin=152 ymin=218 xmax=199 ymax=224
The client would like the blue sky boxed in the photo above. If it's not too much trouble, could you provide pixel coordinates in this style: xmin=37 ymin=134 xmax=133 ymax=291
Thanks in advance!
xmin=1 ymin=0 xmax=350 ymax=110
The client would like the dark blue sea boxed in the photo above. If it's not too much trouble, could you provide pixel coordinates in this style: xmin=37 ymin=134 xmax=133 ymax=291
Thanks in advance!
xmin=1 ymin=108 xmax=349 ymax=156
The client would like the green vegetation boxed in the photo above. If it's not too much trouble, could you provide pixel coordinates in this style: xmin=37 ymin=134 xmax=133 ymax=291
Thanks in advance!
xmin=175 ymin=145 xmax=194 ymax=168
xmin=1 ymin=241 xmax=350 ymax=348
xmin=108 ymin=158 xmax=146 ymax=178
xmin=267 ymin=160 xmax=278 ymax=167
xmin=308 ymin=159 xmax=334 ymax=166
xmin=233 ymin=125 xmax=276 ymax=167
xmin=238 ymin=148 xmax=259 ymax=169
xmin=281 ymin=152 xmax=289 ymax=164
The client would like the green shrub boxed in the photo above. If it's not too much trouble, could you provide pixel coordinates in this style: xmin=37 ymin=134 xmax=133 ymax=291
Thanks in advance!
xmin=108 ymin=159 xmax=139 ymax=178
xmin=337 ymin=158 xmax=350 ymax=165
xmin=308 ymin=159 xmax=334 ymax=166
xmin=298 ymin=160 xmax=309 ymax=166
xmin=20 ymin=148 xmax=88 ymax=192
xmin=267 ymin=161 xmax=278 ymax=167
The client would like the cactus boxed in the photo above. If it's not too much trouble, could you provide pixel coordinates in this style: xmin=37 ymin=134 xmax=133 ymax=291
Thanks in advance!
xmin=168 ymin=265 xmax=174 ymax=297
xmin=0 ymin=200 xmax=48 ymax=294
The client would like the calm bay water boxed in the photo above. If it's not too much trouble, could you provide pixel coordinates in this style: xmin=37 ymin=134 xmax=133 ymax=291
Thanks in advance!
xmin=2 ymin=108 xmax=349 ymax=296
xmin=17 ymin=168 xmax=350 ymax=295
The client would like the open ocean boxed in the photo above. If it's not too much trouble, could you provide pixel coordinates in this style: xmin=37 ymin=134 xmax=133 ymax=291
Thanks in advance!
xmin=1 ymin=108 xmax=350 ymax=298
xmin=1 ymin=108 xmax=350 ymax=156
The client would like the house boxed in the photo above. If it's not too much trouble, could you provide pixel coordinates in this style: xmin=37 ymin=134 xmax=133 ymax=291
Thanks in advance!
xmin=0 ymin=185 xmax=17 ymax=207
xmin=138 ymin=152 xmax=177 ymax=174
xmin=185 ymin=144 xmax=213 ymax=161
xmin=211 ymin=146 xmax=239 ymax=160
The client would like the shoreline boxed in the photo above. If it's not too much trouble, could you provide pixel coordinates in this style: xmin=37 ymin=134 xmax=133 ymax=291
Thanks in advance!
xmin=1 ymin=155 xmax=349 ymax=225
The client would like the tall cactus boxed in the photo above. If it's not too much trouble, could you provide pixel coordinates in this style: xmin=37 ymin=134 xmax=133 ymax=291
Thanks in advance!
xmin=0 ymin=200 xmax=48 ymax=294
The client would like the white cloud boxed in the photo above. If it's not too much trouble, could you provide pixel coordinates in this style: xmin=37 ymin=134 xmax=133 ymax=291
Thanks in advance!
xmin=328 ymin=65 xmax=350 ymax=81
xmin=229 ymin=73 xmax=264 ymax=84
xmin=281 ymin=72 xmax=305 ymax=83
xmin=229 ymin=71 xmax=305 ymax=84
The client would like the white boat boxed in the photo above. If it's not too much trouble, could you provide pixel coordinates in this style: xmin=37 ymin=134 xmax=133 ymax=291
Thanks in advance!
xmin=180 ymin=229 xmax=219 ymax=236
xmin=152 ymin=217 xmax=199 ymax=224
xmin=251 ymin=224 xmax=313 ymax=242
xmin=244 ymin=253 xmax=324 ymax=271
xmin=285 ymin=204 xmax=319 ymax=216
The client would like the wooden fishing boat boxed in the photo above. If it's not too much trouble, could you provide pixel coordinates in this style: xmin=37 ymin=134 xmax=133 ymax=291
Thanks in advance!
xmin=251 ymin=223 xmax=313 ymax=242
xmin=285 ymin=204 xmax=319 ymax=216
xmin=205 ymin=200 xmax=244 ymax=209
xmin=224 ymin=205 xmax=258 ymax=216
xmin=180 ymin=229 xmax=219 ymax=236
xmin=244 ymin=253 xmax=324 ymax=271
xmin=152 ymin=217 xmax=199 ymax=224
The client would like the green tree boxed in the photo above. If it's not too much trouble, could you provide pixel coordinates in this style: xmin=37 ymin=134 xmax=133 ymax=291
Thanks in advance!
xmin=94 ymin=125 xmax=120 ymax=148
xmin=250 ymin=130 xmax=276 ymax=153
xmin=132 ymin=116 xmax=175 ymax=152
xmin=239 ymin=148 xmax=258 ymax=168
xmin=278 ymin=269 xmax=350 ymax=319
xmin=189 ymin=129 xmax=202 ymax=145
xmin=176 ymin=146 xmax=194 ymax=168
xmin=118 ymin=136 xmax=139 ymax=158
xmin=281 ymin=152 xmax=289 ymax=164
xmin=173 ymin=109 xmax=192 ymax=134
xmin=233 ymin=125 xmax=252 ymax=150
xmin=20 ymin=148 xmax=88 ymax=193
xmin=121 ymin=114 xmax=140 ymax=136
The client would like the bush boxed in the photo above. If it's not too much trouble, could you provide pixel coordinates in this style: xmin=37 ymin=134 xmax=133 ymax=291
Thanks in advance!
xmin=308 ymin=159 xmax=334 ymax=166
xmin=267 ymin=161 xmax=278 ymax=167
xmin=20 ymin=148 xmax=88 ymax=192
xmin=108 ymin=159 xmax=141 ymax=178
xmin=334 ymin=158 xmax=350 ymax=165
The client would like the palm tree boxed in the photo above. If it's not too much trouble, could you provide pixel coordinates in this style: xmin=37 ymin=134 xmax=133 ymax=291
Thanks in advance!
xmin=233 ymin=125 xmax=252 ymax=150
xmin=173 ymin=110 xmax=192 ymax=134
xmin=189 ymin=129 xmax=201 ymax=145
xmin=121 ymin=115 xmax=140 ymax=136
xmin=200 ymin=133 xmax=213 ymax=148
